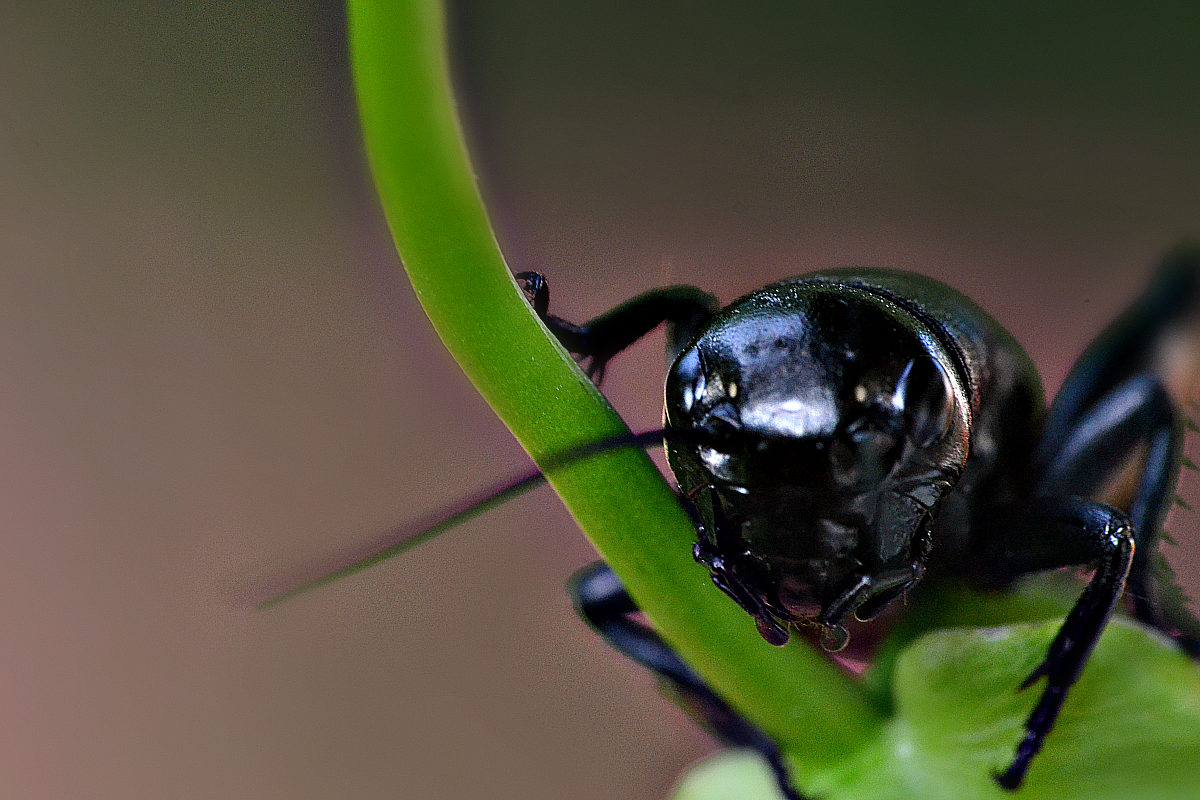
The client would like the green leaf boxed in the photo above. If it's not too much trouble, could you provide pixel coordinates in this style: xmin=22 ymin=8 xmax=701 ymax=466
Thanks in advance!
xmin=670 ymin=751 xmax=788 ymax=800
xmin=674 ymin=618 xmax=1200 ymax=800
xmin=879 ymin=620 xmax=1200 ymax=799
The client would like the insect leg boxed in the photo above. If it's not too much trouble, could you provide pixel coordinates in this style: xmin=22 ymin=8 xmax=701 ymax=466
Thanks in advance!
xmin=1035 ymin=374 xmax=1200 ymax=652
xmin=1032 ymin=248 xmax=1200 ymax=651
xmin=972 ymin=498 xmax=1134 ymax=790
xmin=569 ymin=562 xmax=807 ymax=800
xmin=516 ymin=272 xmax=719 ymax=383
xmin=1035 ymin=245 xmax=1200 ymax=462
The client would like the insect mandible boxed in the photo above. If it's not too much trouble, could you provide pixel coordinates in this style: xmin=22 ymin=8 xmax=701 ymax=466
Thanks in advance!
xmin=259 ymin=248 xmax=1200 ymax=798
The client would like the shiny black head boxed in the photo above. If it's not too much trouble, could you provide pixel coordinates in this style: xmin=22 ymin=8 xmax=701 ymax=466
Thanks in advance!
xmin=664 ymin=278 xmax=969 ymax=649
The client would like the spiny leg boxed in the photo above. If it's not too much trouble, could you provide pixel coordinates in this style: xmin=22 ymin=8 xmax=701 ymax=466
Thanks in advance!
xmin=516 ymin=271 xmax=719 ymax=384
xmin=1037 ymin=373 xmax=1199 ymax=651
xmin=569 ymin=562 xmax=808 ymax=800
xmin=971 ymin=498 xmax=1134 ymax=790
xmin=1034 ymin=247 xmax=1200 ymax=652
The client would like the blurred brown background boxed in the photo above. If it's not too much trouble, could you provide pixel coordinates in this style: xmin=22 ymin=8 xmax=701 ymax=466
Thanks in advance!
xmin=3 ymin=2 xmax=1200 ymax=798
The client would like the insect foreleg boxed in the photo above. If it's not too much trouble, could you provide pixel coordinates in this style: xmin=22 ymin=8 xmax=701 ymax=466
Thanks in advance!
xmin=516 ymin=271 xmax=719 ymax=383
xmin=569 ymin=562 xmax=808 ymax=800
xmin=972 ymin=498 xmax=1134 ymax=790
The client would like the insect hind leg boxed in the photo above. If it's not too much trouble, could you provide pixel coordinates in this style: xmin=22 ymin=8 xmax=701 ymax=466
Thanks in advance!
xmin=569 ymin=562 xmax=808 ymax=800
xmin=1037 ymin=373 xmax=1200 ymax=652
xmin=1034 ymin=246 xmax=1200 ymax=652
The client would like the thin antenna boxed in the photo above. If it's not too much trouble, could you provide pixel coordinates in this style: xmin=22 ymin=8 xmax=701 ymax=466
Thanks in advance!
xmin=244 ymin=428 xmax=682 ymax=609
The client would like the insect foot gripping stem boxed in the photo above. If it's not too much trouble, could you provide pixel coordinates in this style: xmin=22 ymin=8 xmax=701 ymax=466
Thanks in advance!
xmin=569 ymin=562 xmax=809 ymax=800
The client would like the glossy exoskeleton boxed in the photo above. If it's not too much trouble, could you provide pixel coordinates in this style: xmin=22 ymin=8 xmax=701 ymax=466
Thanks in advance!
xmin=259 ymin=251 xmax=1200 ymax=798
xmin=516 ymin=250 xmax=1200 ymax=797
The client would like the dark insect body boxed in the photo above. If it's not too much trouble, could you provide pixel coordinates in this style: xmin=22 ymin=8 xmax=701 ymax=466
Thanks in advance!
xmin=518 ymin=251 xmax=1200 ymax=796
xmin=261 ymin=249 xmax=1200 ymax=798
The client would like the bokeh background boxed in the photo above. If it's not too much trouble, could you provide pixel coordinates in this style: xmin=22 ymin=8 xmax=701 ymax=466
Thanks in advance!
xmin=4 ymin=2 xmax=1200 ymax=797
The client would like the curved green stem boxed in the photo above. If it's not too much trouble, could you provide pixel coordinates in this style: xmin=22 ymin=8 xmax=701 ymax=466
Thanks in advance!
xmin=347 ymin=0 xmax=882 ymax=770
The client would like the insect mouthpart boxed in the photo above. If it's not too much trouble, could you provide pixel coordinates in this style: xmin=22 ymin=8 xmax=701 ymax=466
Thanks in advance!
xmin=693 ymin=525 xmax=866 ymax=653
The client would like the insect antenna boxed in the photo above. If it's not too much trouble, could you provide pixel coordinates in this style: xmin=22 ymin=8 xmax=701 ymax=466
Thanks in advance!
xmin=243 ymin=427 xmax=702 ymax=609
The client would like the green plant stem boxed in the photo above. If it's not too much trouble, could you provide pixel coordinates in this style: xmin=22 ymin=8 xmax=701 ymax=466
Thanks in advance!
xmin=347 ymin=0 xmax=883 ymax=769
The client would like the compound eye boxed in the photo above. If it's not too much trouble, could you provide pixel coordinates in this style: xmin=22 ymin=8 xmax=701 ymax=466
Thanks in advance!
xmin=894 ymin=357 xmax=955 ymax=448
xmin=671 ymin=348 xmax=706 ymax=413
xmin=694 ymin=401 xmax=748 ymax=481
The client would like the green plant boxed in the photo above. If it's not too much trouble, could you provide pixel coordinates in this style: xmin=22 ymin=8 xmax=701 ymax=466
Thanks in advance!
xmin=347 ymin=1 xmax=1200 ymax=797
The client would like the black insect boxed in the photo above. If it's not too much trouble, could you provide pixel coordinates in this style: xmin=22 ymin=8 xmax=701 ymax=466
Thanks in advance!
xmin=260 ymin=249 xmax=1200 ymax=798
